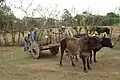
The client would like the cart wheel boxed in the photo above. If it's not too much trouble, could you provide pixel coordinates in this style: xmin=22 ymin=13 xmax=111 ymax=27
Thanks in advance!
xmin=50 ymin=46 xmax=59 ymax=56
xmin=31 ymin=42 xmax=41 ymax=59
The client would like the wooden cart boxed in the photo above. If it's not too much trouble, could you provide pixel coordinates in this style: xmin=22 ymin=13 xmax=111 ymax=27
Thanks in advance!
xmin=28 ymin=28 xmax=61 ymax=59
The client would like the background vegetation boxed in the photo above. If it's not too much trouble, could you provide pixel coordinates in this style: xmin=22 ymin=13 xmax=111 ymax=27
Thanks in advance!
xmin=0 ymin=0 xmax=120 ymax=46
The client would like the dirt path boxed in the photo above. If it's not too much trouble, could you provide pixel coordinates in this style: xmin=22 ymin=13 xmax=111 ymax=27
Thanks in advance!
xmin=16 ymin=47 xmax=120 ymax=80
xmin=0 ymin=47 xmax=120 ymax=80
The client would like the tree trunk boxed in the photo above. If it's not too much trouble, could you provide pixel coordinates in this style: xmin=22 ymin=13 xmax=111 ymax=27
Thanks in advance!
xmin=11 ymin=31 xmax=16 ymax=45
xmin=84 ymin=26 xmax=88 ymax=35
xmin=21 ymin=30 xmax=24 ymax=37
xmin=79 ymin=27 xmax=82 ymax=33
xmin=18 ymin=29 xmax=21 ymax=44
xmin=3 ymin=32 xmax=9 ymax=46
xmin=0 ymin=34 xmax=2 ymax=46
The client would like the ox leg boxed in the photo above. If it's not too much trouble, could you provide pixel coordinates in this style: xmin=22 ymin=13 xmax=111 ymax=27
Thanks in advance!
xmin=93 ymin=51 xmax=97 ymax=63
xmin=87 ymin=57 xmax=92 ymax=70
xmin=81 ymin=57 xmax=88 ymax=73
xmin=89 ymin=30 xmax=92 ymax=34
xmin=70 ymin=56 xmax=76 ymax=67
xmin=60 ymin=48 xmax=65 ymax=66
xmin=93 ymin=31 xmax=95 ymax=34
xmin=75 ymin=55 xmax=79 ymax=62
xmin=60 ymin=52 xmax=64 ymax=66
xmin=90 ymin=52 xmax=92 ymax=64
xmin=98 ymin=32 xmax=100 ymax=35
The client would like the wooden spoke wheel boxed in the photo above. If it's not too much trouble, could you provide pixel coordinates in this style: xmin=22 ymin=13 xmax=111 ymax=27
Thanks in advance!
xmin=31 ymin=42 xmax=41 ymax=59
xmin=49 ymin=46 xmax=59 ymax=56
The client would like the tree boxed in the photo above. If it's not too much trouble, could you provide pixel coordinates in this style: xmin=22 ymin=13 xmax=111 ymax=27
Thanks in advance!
xmin=74 ymin=14 xmax=83 ymax=26
xmin=106 ymin=12 xmax=119 ymax=25
xmin=0 ymin=4 xmax=16 ymax=45
xmin=61 ymin=9 xmax=73 ymax=26
xmin=0 ymin=0 xmax=5 ymax=7
xmin=46 ymin=18 xmax=56 ymax=27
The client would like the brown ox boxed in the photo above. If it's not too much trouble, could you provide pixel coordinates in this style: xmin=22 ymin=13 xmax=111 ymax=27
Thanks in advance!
xmin=59 ymin=36 xmax=102 ymax=73
xmin=73 ymin=33 xmax=114 ymax=63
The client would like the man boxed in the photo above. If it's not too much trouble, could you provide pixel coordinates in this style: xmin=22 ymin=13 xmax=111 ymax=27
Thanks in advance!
xmin=53 ymin=26 xmax=68 ymax=40
xmin=60 ymin=26 xmax=68 ymax=40
xmin=24 ymin=32 xmax=31 ymax=51
xmin=31 ymin=27 xmax=38 ymax=42
xmin=29 ymin=27 xmax=39 ymax=52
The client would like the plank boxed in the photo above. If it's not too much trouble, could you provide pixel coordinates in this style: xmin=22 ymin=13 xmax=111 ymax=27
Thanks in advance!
xmin=41 ymin=43 xmax=60 ymax=50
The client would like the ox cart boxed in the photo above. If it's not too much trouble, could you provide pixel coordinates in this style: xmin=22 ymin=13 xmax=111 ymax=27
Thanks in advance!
xmin=27 ymin=28 xmax=61 ymax=59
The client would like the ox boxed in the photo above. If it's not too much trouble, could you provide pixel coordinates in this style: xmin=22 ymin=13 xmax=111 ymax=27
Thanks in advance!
xmin=73 ymin=33 xmax=114 ymax=64
xmin=59 ymin=36 xmax=102 ymax=73
xmin=88 ymin=26 xmax=113 ymax=36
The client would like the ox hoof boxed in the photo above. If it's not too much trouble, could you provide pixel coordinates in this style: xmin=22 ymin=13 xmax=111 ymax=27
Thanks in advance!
xmin=57 ymin=64 xmax=62 ymax=67
xmin=28 ymin=50 xmax=31 ymax=53
xmin=75 ymin=59 xmax=79 ymax=62
xmin=72 ymin=64 xmax=77 ymax=67
xmin=84 ymin=70 xmax=88 ymax=73
xmin=90 ymin=61 xmax=92 ymax=64
xmin=72 ymin=63 xmax=77 ymax=67
xmin=94 ymin=60 xmax=98 ymax=63
xmin=58 ymin=63 xmax=62 ymax=66
xmin=88 ymin=67 xmax=92 ymax=70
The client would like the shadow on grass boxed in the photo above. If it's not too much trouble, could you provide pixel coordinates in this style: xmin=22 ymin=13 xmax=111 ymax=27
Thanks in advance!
xmin=26 ymin=51 xmax=59 ymax=60
xmin=40 ymin=53 xmax=52 ymax=59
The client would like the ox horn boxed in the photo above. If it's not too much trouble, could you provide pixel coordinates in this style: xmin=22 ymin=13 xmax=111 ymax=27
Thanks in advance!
xmin=92 ymin=34 xmax=96 ymax=37
xmin=103 ymin=33 xmax=108 ymax=38
xmin=112 ymin=39 xmax=117 ymax=47
xmin=112 ymin=42 xmax=115 ymax=46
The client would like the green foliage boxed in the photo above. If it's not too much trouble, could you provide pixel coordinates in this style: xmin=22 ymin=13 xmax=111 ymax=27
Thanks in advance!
xmin=0 ymin=0 xmax=5 ymax=7
xmin=74 ymin=12 xmax=120 ymax=26
xmin=106 ymin=12 xmax=120 ymax=25
xmin=61 ymin=9 xmax=73 ymax=26
xmin=0 ymin=4 xmax=16 ymax=31
xmin=0 ymin=4 xmax=119 ymax=31
xmin=74 ymin=14 xmax=83 ymax=26
xmin=22 ymin=17 xmax=51 ymax=28
xmin=46 ymin=18 xmax=56 ymax=27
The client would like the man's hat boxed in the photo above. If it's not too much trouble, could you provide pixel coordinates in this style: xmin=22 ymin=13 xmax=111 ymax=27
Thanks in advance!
xmin=61 ymin=26 xmax=66 ymax=29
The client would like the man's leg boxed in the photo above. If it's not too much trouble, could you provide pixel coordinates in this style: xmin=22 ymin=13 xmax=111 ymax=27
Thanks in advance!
xmin=28 ymin=42 xmax=31 ymax=52
xmin=29 ymin=41 xmax=33 ymax=53
xmin=24 ymin=41 xmax=27 ymax=51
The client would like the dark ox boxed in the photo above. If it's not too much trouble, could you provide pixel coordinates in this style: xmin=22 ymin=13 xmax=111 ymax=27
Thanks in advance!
xmin=59 ymin=36 xmax=102 ymax=73
xmin=73 ymin=33 xmax=114 ymax=63
xmin=88 ymin=26 xmax=113 ymax=36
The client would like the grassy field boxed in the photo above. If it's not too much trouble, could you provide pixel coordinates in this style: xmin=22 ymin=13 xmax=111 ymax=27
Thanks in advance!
xmin=0 ymin=26 xmax=120 ymax=80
